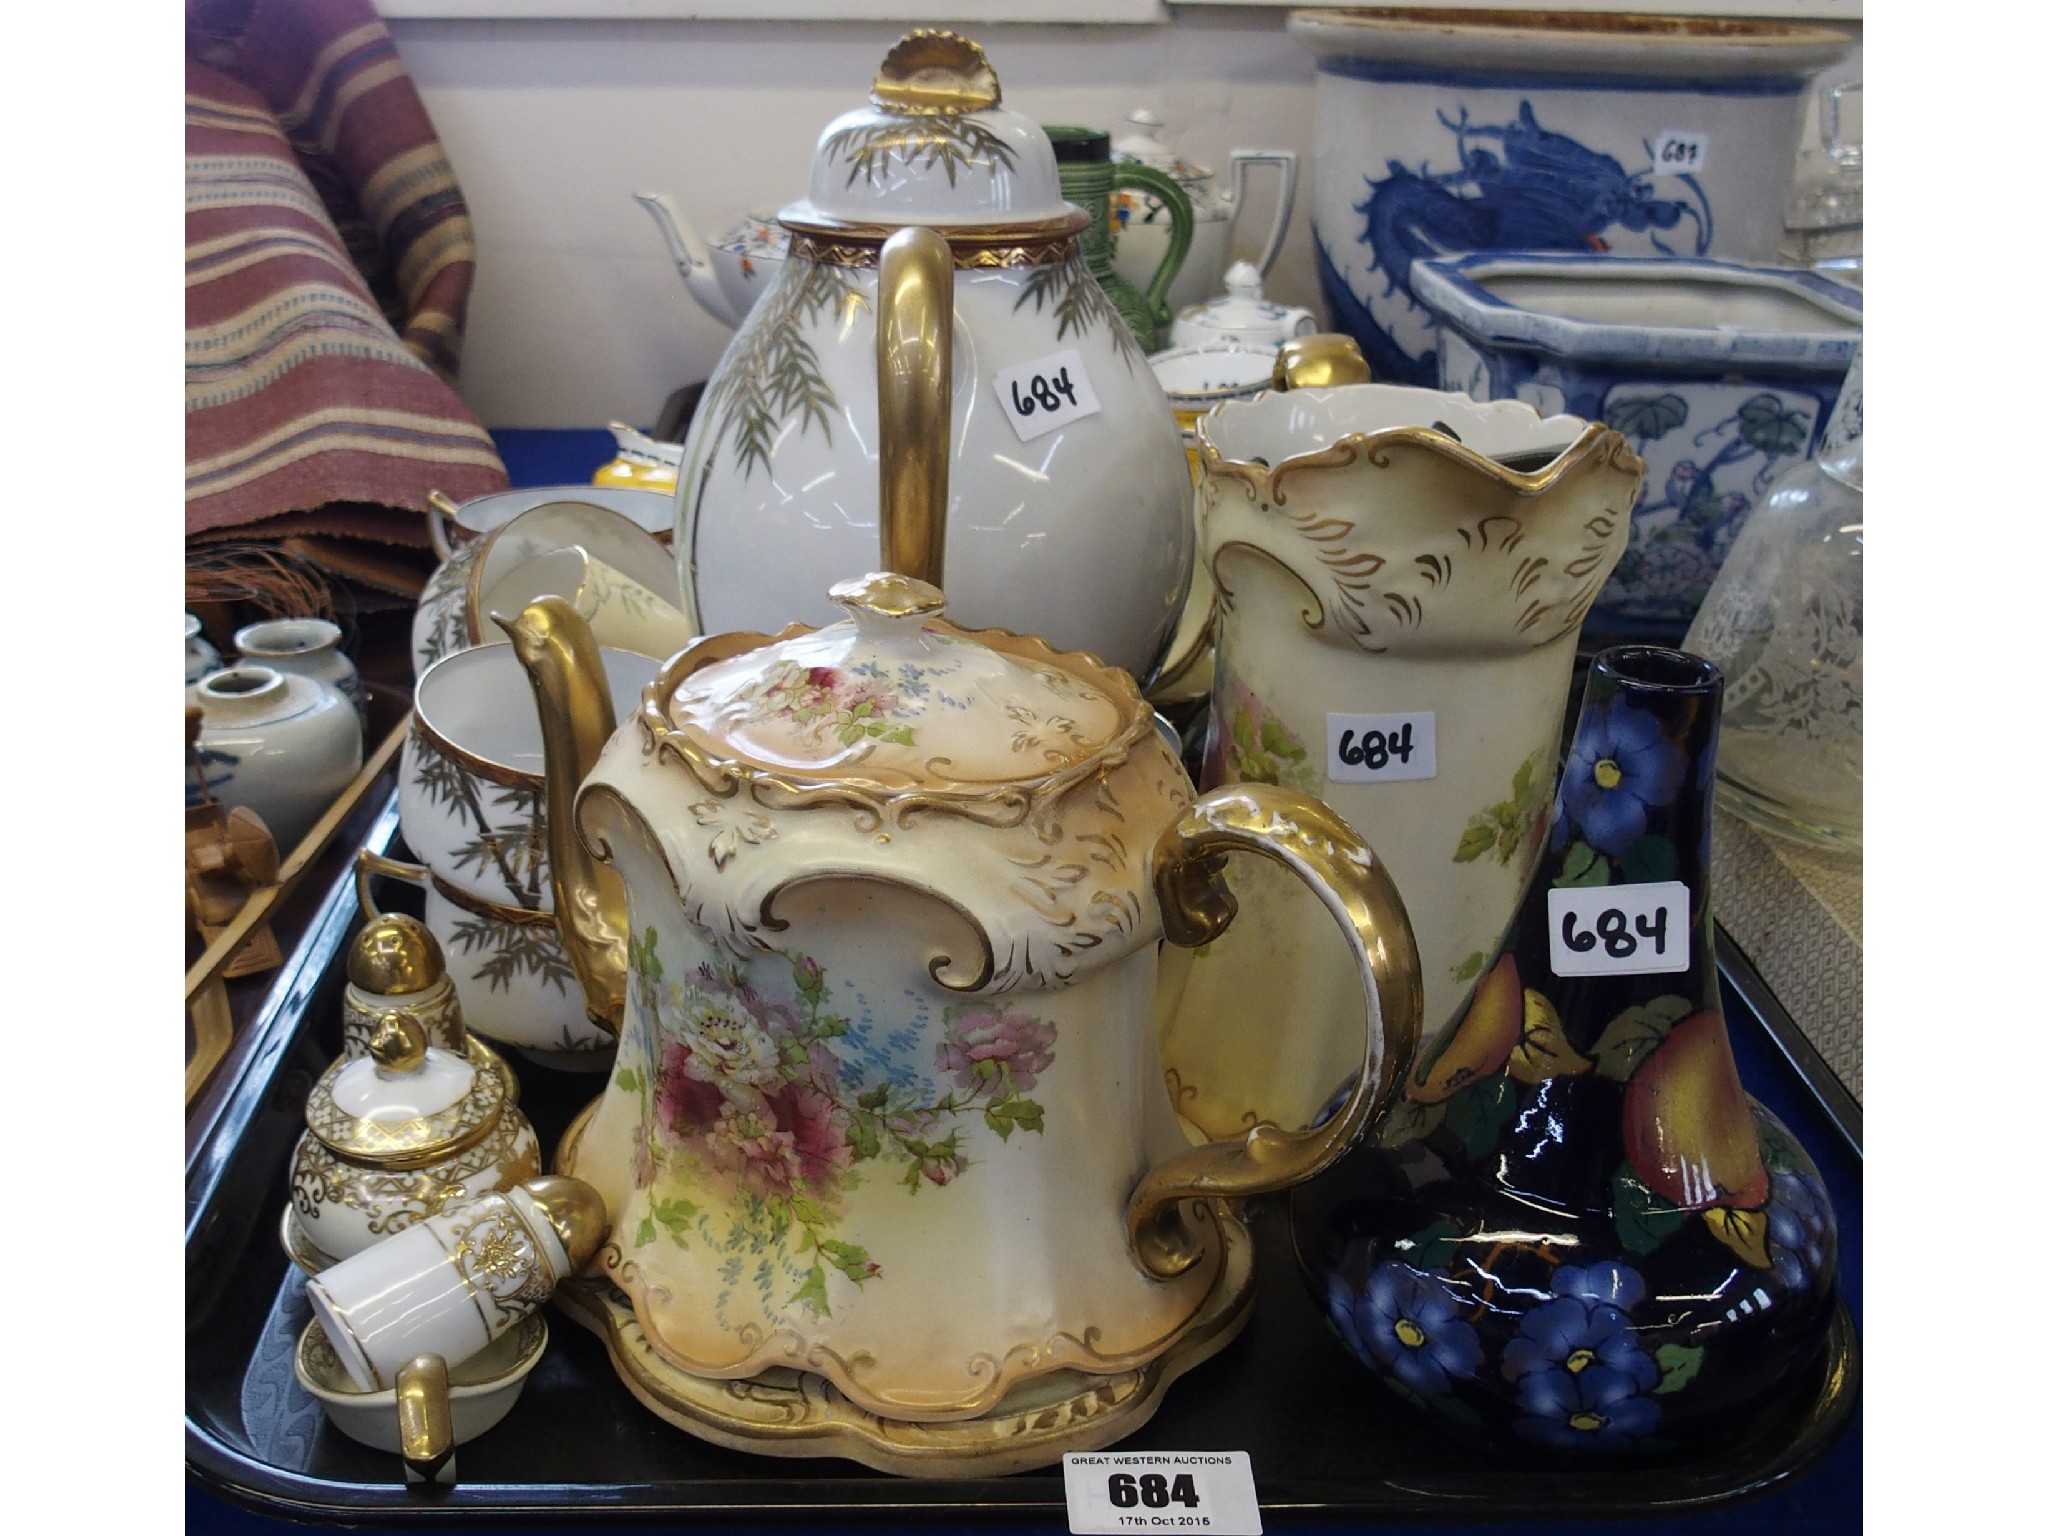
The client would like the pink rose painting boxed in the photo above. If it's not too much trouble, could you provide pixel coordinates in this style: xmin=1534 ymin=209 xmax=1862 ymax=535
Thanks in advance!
xmin=937 ymin=1008 xmax=1057 ymax=1094
xmin=622 ymin=931 xmax=1056 ymax=1317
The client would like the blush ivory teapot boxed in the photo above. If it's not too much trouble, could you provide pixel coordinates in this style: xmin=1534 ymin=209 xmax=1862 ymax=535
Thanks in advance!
xmin=500 ymin=563 xmax=1422 ymax=1432
xmin=672 ymin=30 xmax=1193 ymax=686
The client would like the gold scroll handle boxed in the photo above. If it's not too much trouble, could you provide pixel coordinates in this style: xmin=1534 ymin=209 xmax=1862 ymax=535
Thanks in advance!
xmin=1272 ymin=334 xmax=1370 ymax=392
xmin=876 ymin=225 xmax=955 ymax=588
xmin=1131 ymin=785 xmax=1422 ymax=1280
xmin=395 ymin=1353 xmax=456 ymax=1485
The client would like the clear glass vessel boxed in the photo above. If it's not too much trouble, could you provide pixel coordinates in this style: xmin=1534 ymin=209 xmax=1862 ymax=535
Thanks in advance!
xmin=1682 ymin=347 xmax=1862 ymax=848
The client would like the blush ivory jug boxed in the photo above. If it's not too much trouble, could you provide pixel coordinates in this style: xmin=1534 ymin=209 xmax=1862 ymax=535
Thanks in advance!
xmin=498 ymin=245 xmax=1425 ymax=1451
xmin=671 ymin=30 xmax=1193 ymax=686
xmin=1159 ymin=337 xmax=1645 ymax=1143
xmin=503 ymin=580 xmax=1423 ymax=1434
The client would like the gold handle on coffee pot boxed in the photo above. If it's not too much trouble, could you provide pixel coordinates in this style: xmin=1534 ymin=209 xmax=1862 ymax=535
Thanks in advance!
xmin=1131 ymin=785 xmax=1421 ymax=1280
xmin=497 ymin=596 xmax=630 ymax=1036
xmin=876 ymin=225 xmax=954 ymax=587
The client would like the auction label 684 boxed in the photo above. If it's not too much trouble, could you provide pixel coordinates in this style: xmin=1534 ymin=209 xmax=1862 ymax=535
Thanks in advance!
xmin=1062 ymin=1451 xmax=1262 ymax=1535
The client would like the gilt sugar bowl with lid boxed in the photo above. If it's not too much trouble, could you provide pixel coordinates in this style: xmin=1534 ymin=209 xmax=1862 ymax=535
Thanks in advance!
xmin=284 ymin=1013 xmax=542 ymax=1273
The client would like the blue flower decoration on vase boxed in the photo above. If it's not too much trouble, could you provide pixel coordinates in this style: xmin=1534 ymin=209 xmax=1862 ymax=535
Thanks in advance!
xmin=1504 ymin=1262 xmax=1661 ymax=1450
xmin=1512 ymin=1361 xmax=1662 ymax=1451
xmin=1551 ymin=697 xmax=1687 ymax=855
xmin=1329 ymin=1263 xmax=1482 ymax=1396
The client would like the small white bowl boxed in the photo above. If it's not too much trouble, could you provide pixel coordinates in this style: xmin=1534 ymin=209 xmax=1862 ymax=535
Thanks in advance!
xmin=294 ymin=1312 xmax=547 ymax=1456
xmin=1148 ymin=343 xmax=1278 ymax=410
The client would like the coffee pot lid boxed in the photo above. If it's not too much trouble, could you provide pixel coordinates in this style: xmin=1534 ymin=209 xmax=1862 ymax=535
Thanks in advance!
xmin=782 ymin=31 xmax=1072 ymax=229
xmin=305 ymin=1012 xmax=504 ymax=1166
xmin=657 ymin=573 xmax=1128 ymax=790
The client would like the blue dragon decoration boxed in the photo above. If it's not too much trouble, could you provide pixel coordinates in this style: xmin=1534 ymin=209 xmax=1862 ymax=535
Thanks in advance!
xmin=1320 ymin=101 xmax=1714 ymax=382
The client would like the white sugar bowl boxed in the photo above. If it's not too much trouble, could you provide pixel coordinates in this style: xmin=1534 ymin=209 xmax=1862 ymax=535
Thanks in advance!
xmin=1169 ymin=261 xmax=1317 ymax=351
xmin=284 ymin=1013 xmax=542 ymax=1271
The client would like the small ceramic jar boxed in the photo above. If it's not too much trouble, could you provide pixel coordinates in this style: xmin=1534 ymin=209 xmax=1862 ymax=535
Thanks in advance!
xmin=284 ymin=1013 xmax=543 ymax=1273
xmin=1169 ymin=261 xmax=1318 ymax=351
xmin=236 ymin=618 xmax=364 ymax=728
xmin=185 ymin=614 xmax=221 ymax=686
xmin=186 ymin=666 xmax=363 ymax=853
xmin=340 ymin=912 xmax=519 ymax=1105
xmin=592 ymin=423 xmax=683 ymax=494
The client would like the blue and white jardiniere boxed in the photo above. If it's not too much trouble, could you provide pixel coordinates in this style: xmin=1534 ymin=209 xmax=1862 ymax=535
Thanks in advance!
xmin=1288 ymin=9 xmax=1852 ymax=386
xmin=1409 ymin=252 xmax=1861 ymax=641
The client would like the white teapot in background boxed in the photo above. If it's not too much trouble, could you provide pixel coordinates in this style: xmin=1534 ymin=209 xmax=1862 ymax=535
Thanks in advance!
xmin=634 ymin=194 xmax=791 ymax=330
xmin=673 ymin=30 xmax=1193 ymax=685
xmin=1111 ymin=108 xmax=1299 ymax=320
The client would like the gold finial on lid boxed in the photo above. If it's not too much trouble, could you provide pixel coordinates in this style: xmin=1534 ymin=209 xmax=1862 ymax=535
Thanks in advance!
xmin=1273 ymin=334 xmax=1371 ymax=392
xmin=521 ymin=1175 xmax=610 ymax=1274
xmin=347 ymin=913 xmax=445 ymax=994
xmin=829 ymin=571 xmax=948 ymax=620
xmin=367 ymin=1011 xmax=430 ymax=1075
xmin=871 ymin=30 xmax=1001 ymax=116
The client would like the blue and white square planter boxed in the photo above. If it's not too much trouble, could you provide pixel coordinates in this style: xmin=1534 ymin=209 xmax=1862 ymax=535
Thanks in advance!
xmin=1409 ymin=252 xmax=1861 ymax=642
xmin=1289 ymin=9 xmax=1852 ymax=390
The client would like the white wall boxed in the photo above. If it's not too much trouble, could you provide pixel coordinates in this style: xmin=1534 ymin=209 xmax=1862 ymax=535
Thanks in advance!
xmin=386 ymin=8 xmax=1861 ymax=428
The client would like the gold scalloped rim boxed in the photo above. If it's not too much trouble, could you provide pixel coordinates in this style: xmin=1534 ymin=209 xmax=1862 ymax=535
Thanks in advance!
xmin=635 ymin=618 xmax=1159 ymax=831
xmin=305 ymin=1058 xmax=508 ymax=1168
xmin=1195 ymin=416 xmax=1641 ymax=508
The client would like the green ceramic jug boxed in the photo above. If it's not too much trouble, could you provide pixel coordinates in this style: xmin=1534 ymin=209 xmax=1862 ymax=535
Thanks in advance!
xmin=1048 ymin=125 xmax=1193 ymax=353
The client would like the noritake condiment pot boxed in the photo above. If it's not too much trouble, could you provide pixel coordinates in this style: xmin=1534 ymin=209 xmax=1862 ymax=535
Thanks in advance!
xmin=285 ymin=1014 xmax=542 ymax=1271
xmin=673 ymin=30 xmax=1193 ymax=684
xmin=502 ymin=567 xmax=1424 ymax=1426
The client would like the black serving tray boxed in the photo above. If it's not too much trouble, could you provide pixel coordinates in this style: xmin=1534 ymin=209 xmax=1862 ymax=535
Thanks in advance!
xmin=186 ymin=795 xmax=1862 ymax=1530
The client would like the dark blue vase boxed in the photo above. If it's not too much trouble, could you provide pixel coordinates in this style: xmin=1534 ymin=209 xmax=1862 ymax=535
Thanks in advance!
xmin=1290 ymin=646 xmax=1838 ymax=1458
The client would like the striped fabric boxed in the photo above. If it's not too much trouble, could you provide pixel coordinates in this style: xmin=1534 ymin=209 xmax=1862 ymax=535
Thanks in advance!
xmin=185 ymin=0 xmax=507 ymax=545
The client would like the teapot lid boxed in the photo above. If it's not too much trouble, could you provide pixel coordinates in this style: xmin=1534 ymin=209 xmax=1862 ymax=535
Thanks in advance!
xmin=305 ymin=1012 xmax=505 ymax=1167
xmin=1111 ymin=107 xmax=1213 ymax=184
xmin=654 ymin=573 xmax=1128 ymax=790
xmin=781 ymin=31 xmax=1073 ymax=230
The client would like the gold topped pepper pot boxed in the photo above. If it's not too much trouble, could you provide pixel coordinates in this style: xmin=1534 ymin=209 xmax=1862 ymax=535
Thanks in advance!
xmin=341 ymin=911 xmax=518 ymax=1104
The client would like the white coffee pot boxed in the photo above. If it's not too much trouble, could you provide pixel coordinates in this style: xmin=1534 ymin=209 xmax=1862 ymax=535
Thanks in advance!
xmin=671 ymin=30 xmax=1194 ymax=685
